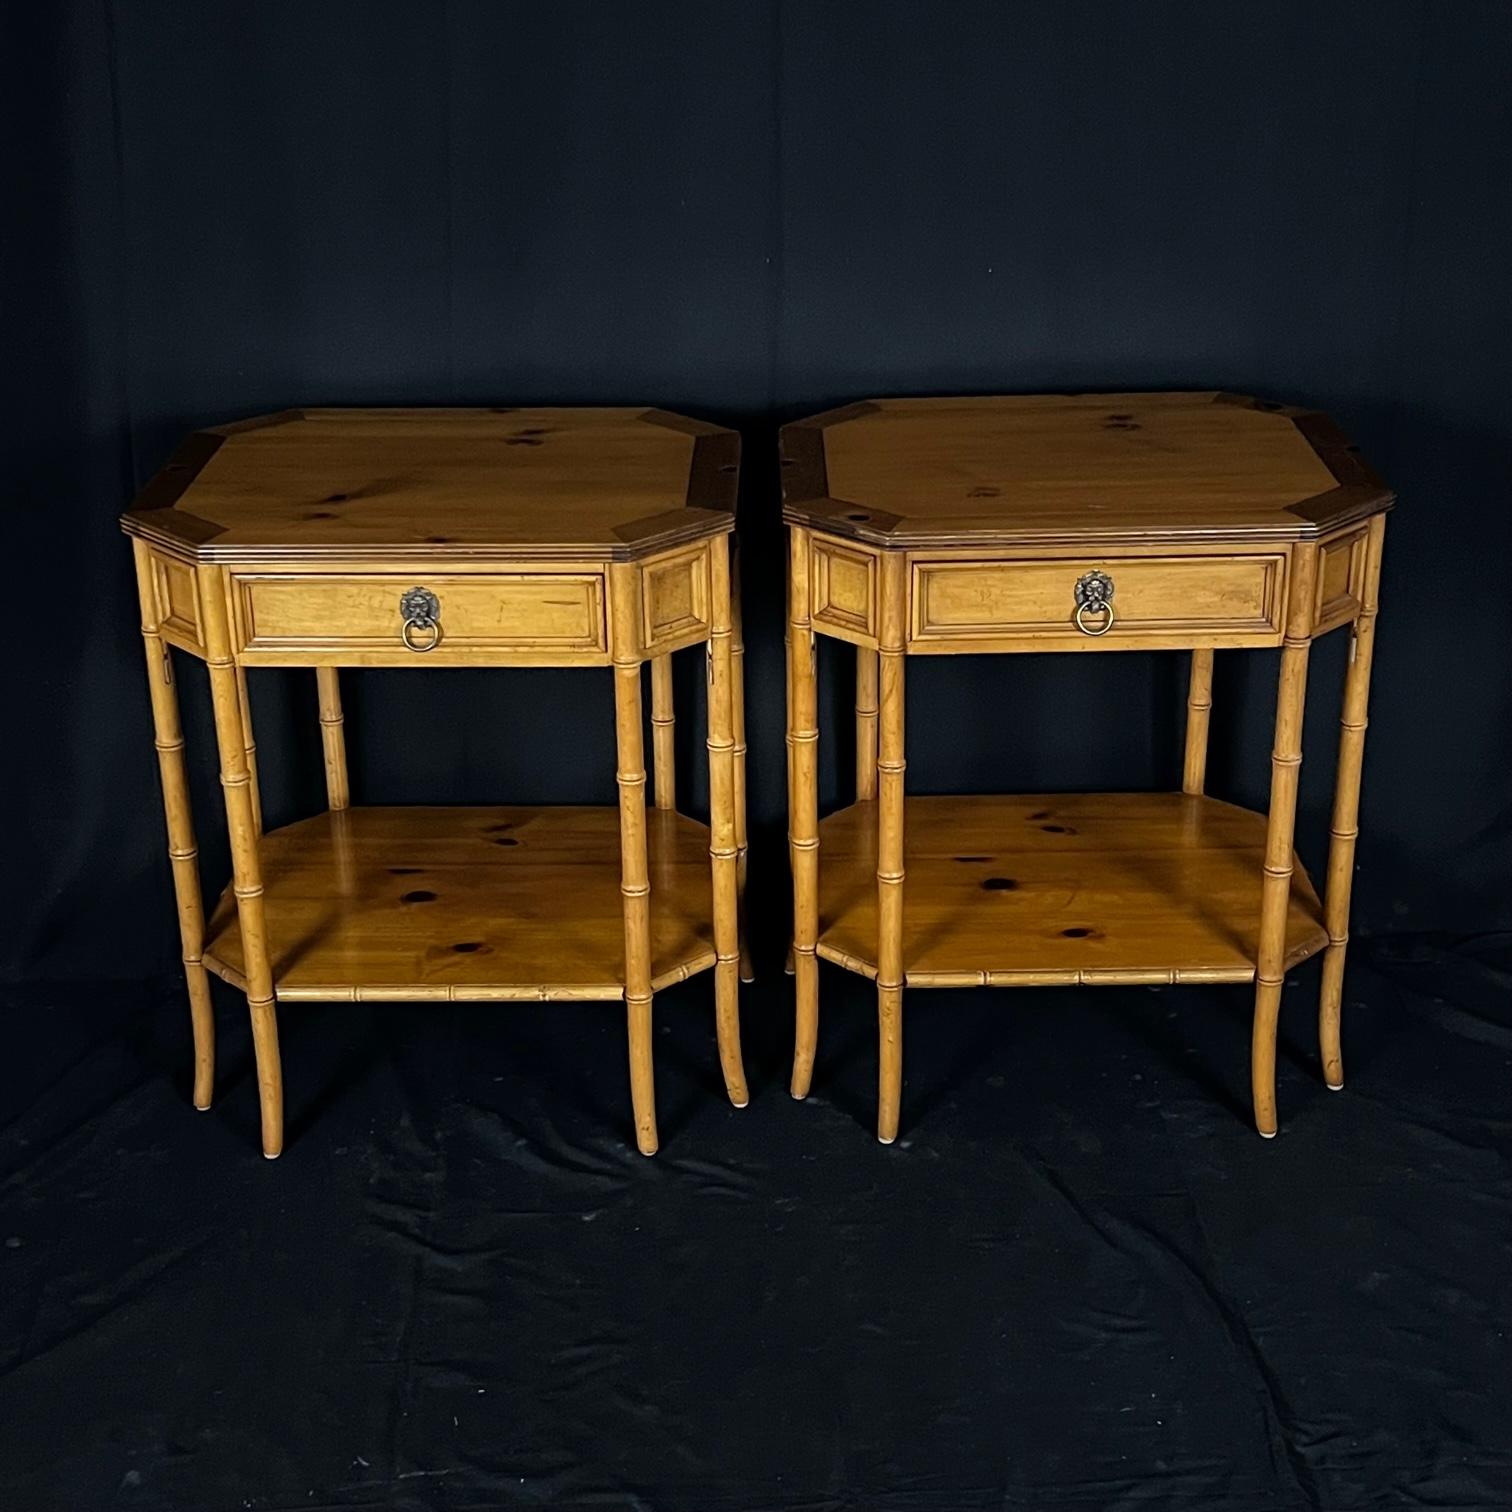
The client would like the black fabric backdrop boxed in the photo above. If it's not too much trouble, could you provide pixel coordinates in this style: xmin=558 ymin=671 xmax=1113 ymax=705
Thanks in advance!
xmin=3 ymin=4 xmax=1511 ymax=1510
xmin=4 ymin=0 xmax=1510 ymax=982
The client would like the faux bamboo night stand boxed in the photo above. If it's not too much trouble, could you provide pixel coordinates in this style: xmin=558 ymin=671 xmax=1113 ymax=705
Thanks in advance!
xmin=782 ymin=393 xmax=1391 ymax=1142
xmin=123 ymin=407 xmax=751 ymax=1159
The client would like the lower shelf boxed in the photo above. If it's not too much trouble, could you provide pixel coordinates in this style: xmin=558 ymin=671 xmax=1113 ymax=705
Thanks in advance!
xmin=817 ymin=793 xmax=1327 ymax=986
xmin=203 ymin=805 xmax=716 ymax=1001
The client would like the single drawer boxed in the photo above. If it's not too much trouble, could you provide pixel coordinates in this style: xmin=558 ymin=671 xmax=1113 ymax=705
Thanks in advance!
xmin=233 ymin=571 xmax=607 ymax=658
xmin=910 ymin=552 xmax=1287 ymax=650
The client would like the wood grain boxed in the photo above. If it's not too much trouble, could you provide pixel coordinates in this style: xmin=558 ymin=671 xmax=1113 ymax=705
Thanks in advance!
xmin=705 ymin=540 xmax=749 ymax=1107
xmin=1251 ymin=544 xmax=1317 ymax=1137
xmin=855 ymin=647 xmax=879 ymax=801
xmin=133 ymin=540 xmax=215 ymax=1112
xmin=123 ymin=407 xmax=738 ymax=564
xmin=235 ymin=568 xmax=607 ymax=659
xmin=315 ymin=668 xmax=349 ymax=811
xmin=783 ymin=393 xmax=1392 ymax=549
xmin=788 ymin=527 xmax=820 ymax=1097
xmin=125 ymin=405 xmax=743 ymax=1159
xmin=874 ymin=552 xmax=907 ymax=1144
xmin=785 ymin=393 xmax=1390 ymax=1144
xmin=816 ymin=794 xmax=1326 ymax=985
xmin=199 ymin=565 xmax=284 ymax=1159
xmin=1183 ymin=650 xmax=1214 ymax=796
xmin=1319 ymin=514 xmax=1386 ymax=1089
xmin=731 ymin=550 xmax=753 ymax=983
xmin=202 ymin=805 xmax=717 ymax=1001
xmin=650 ymin=655 xmax=676 ymax=811
xmin=909 ymin=550 xmax=1286 ymax=650
xmin=611 ymin=562 xmax=658 ymax=1155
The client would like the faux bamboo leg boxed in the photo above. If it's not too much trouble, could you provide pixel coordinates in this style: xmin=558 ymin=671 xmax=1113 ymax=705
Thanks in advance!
xmin=1320 ymin=517 xmax=1387 ymax=1090
xmin=650 ymin=655 xmax=676 ymax=811
xmin=788 ymin=527 xmax=820 ymax=1098
xmin=731 ymin=552 xmax=754 ymax=983
xmin=315 ymin=667 xmax=350 ymax=811
xmin=783 ymin=571 xmax=796 ymax=979
xmin=199 ymin=566 xmax=284 ymax=1159
xmin=856 ymin=647 xmax=879 ymax=801
xmin=236 ymin=665 xmax=262 ymax=838
xmin=132 ymin=542 xmax=215 ymax=1111
xmin=875 ymin=551 xmax=907 ymax=1144
xmin=706 ymin=541 xmax=749 ymax=1108
xmin=1252 ymin=546 xmax=1318 ymax=1139
xmin=610 ymin=563 xmax=657 ymax=1156
xmin=1183 ymin=649 xmax=1214 ymax=795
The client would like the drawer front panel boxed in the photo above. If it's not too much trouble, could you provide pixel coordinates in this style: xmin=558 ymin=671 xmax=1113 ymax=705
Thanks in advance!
xmin=911 ymin=554 xmax=1286 ymax=648
xmin=235 ymin=572 xmax=606 ymax=656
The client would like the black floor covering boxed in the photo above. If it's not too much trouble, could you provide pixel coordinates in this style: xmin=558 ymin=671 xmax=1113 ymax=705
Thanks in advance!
xmin=2 ymin=935 xmax=1509 ymax=1511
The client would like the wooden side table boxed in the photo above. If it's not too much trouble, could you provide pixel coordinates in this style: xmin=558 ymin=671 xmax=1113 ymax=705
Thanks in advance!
xmin=123 ymin=407 xmax=750 ymax=1158
xmin=781 ymin=393 xmax=1392 ymax=1142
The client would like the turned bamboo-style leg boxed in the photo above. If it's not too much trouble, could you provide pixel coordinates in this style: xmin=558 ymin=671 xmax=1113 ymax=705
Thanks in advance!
xmin=1320 ymin=517 xmax=1387 ymax=1090
xmin=783 ymin=565 xmax=796 ymax=979
xmin=1252 ymin=545 xmax=1318 ymax=1139
xmin=236 ymin=665 xmax=262 ymax=838
xmin=199 ymin=566 xmax=283 ymax=1158
xmin=1183 ymin=649 xmax=1214 ymax=795
xmin=650 ymin=654 xmax=676 ymax=811
xmin=731 ymin=552 xmax=754 ymax=983
xmin=875 ymin=551 xmax=907 ymax=1144
xmin=315 ymin=667 xmax=350 ymax=811
xmin=856 ymin=647 xmax=879 ymax=801
xmin=610 ymin=563 xmax=657 ymax=1155
xmin=132 ymin=541 xmax=215 ymax=1111
xmin=788 ymin=528 xmax=820 ymax=1098
xmin=707 ymin=541 xmax=749 ymax=1107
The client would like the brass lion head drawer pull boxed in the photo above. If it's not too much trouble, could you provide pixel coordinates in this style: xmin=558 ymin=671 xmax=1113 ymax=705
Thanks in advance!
xmin=400 ymin=586 xmax=441 ymax=652
xmin=1073 ymin=570 xmax=1115 ymax=635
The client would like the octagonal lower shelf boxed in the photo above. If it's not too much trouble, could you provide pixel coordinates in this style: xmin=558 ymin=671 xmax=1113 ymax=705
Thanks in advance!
xmin=817 ymin=793 xmax=1326 ymax=987
xmin=203 ymin=805 xmax=716 ymax=1001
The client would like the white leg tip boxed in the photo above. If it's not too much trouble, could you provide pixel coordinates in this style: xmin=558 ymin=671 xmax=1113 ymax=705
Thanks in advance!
xmin=194 ymin=1103 xmax=212 ymax=1113
xmin=1258 ymin=1130 xmax=1276 ymax=1140
xmin=731 ymin=1098 xmax=750 ymax=1110
xmin=877 ymin=1134 xmax=896 ymax=1146
xmin=1326 ymin=1081 xmax=1344 ymax=1092
xmin=262 ymin=1150 xmax=281 ymax=1160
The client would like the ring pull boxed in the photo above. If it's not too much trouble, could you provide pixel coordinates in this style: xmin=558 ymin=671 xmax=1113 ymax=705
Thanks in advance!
xmin=399 ymin=587 xmax=441 ymax=653
xmin=1073 ymin=570 xmax=1115 ymax=636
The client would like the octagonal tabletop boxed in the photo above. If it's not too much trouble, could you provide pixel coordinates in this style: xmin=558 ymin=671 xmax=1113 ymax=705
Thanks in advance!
xmin=121 ymin=407 xmax=738 ymax=563
xmin=781 ymin=392 xmax=1391 ymax=550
